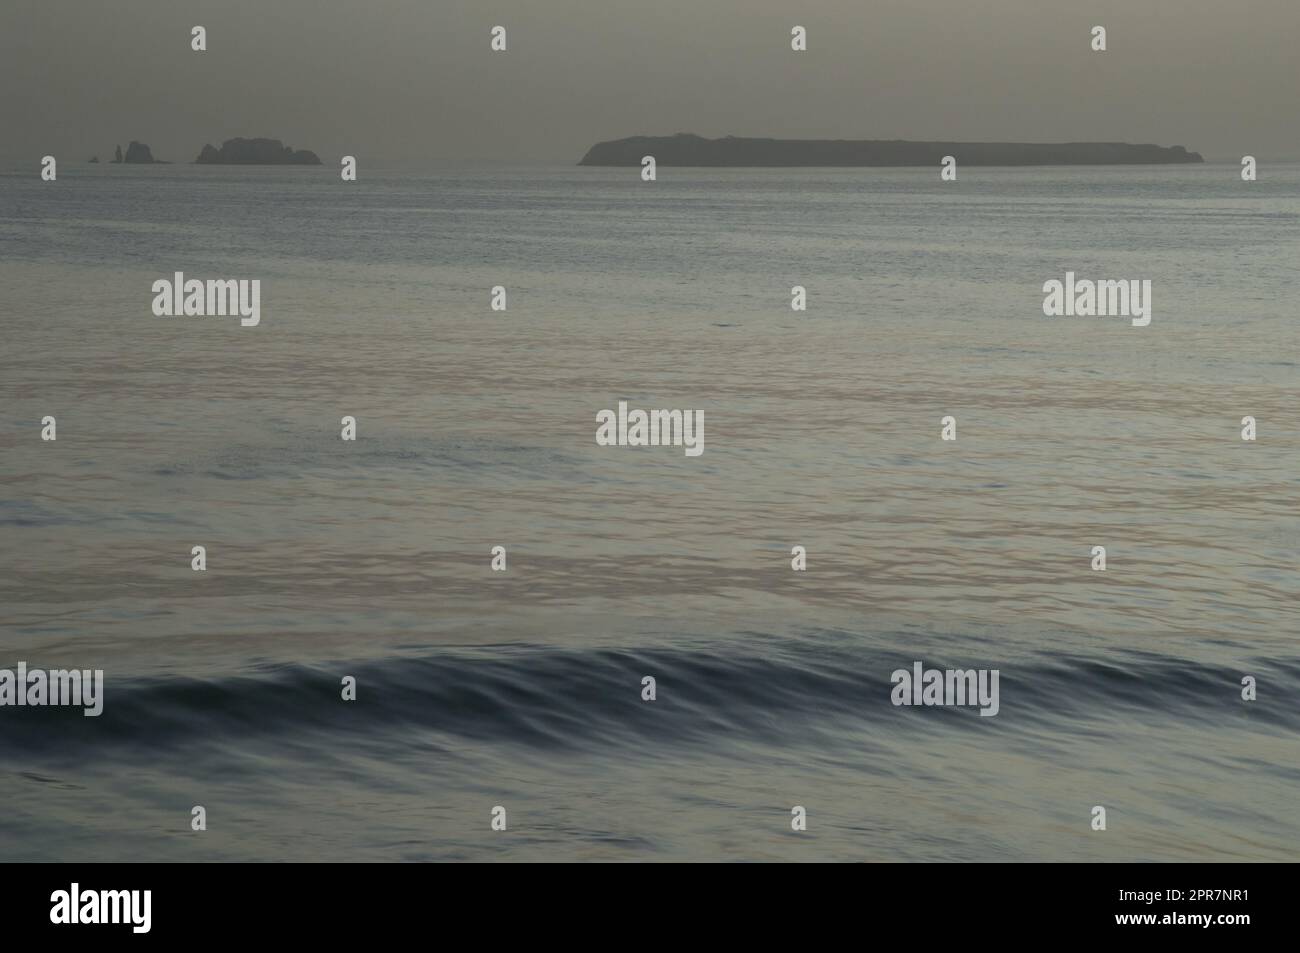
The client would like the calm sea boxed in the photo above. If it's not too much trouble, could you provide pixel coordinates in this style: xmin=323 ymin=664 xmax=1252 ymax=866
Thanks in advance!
xmin=1 ymin=162 xmax=1297 ymax=860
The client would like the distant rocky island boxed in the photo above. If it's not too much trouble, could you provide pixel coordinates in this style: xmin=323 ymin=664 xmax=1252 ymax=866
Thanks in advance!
xmin=194 ymin=137 xmax=321 ymax=165
xmin=579 ymin=133 xmax=1203 ymax=166
xmin=109 ymin=141 xmax=168 ymax=164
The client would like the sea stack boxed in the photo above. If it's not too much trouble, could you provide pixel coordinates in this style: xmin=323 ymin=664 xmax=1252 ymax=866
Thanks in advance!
xmin=123 ymin=141 xmax=166 ymax=164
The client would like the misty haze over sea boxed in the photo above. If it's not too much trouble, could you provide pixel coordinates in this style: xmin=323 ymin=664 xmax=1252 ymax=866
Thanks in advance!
xmin=3 ymin=0 xmax=1299 ymax=864
xmin=1 ymin=161 xmax=1297 ymax=860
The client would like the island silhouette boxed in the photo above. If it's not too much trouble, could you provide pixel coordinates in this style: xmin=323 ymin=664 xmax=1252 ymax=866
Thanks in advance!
xmin=194 ymin=138 xmax=321 ymax=165
xmin=95 ymin=137 xmax=321 ymax=166
xmin=579 ymin=133 xmax=1203 ymax=166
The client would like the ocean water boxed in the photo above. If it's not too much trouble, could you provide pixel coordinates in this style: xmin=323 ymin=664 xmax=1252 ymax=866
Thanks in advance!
xmin=0 ymin=162 xmax=1297 ymax=861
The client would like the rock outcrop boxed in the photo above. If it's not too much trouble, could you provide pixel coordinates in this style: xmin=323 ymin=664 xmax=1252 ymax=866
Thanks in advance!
xmin=123 ymin=141 xmax=166 ymax=164
xmin=579 ymin=133 xmax=1204 ymax=166
xmin=193 ymin=137 xmax=322 ymax=165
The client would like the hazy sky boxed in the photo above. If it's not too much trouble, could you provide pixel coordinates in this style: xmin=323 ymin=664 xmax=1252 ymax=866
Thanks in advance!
xmin=3 ymin=0 xmax=1297 ymax=164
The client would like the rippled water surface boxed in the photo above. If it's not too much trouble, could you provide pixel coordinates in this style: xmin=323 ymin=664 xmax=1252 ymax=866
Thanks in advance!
xmin=1 ymin=163 xmax=1297 ymax=860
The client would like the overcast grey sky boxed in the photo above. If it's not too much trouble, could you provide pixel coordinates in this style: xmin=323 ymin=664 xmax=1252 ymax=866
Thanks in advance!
xmin=3 ymin=0 xmax=1296 ymax=165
